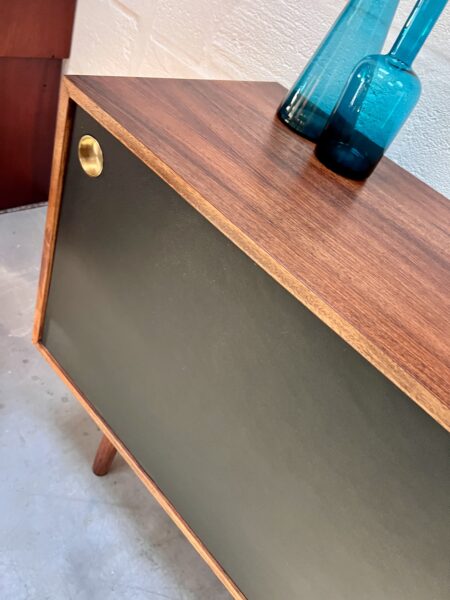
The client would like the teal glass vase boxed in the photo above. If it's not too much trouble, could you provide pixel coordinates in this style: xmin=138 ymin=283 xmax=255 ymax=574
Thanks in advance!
xmin=278 ymin=0 xmax=399 ymax=141
xmin=315 ymin=0 xmax=448 ymax=180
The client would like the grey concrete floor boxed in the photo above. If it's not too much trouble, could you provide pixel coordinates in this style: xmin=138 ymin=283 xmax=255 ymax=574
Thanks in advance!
xmin=0 ymin=206 xmax=230 ymax=600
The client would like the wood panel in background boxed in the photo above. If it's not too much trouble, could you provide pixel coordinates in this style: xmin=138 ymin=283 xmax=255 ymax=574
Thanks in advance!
xmin=0 ymin=59 xmax=61 ymax=210
xmin=0 ymin=0 xmax=77 ymax=58
xmin=0 ymin=0 xmax=76 ymax=209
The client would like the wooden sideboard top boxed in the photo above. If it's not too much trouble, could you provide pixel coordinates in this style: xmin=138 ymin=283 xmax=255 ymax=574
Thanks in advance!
xmin=63 ymin=75 xmax=450 ymax=430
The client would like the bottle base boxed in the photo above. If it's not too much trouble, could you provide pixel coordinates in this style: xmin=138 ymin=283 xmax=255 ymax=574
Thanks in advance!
xmin=315 ymin=139 xmax=382 ymax=181
xmin=277 ymin=102 xmax=329 ymax=143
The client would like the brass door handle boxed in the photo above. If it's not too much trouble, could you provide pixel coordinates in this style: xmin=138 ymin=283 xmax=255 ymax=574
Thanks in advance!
xmin=78 ymin=135 xmax=103 ymax=177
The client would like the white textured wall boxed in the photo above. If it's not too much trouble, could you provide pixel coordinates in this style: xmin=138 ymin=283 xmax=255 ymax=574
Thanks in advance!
xmin=67 ymin=0 xmax=450 ymax=198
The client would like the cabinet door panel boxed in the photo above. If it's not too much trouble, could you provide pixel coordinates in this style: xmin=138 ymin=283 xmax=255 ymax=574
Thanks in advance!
xmin=42 ymin=107 xmax=450 ymax=600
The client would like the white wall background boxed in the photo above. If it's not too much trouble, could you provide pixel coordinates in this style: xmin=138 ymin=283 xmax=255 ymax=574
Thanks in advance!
xmin=67 ymin=0 xmax=450 ymax=198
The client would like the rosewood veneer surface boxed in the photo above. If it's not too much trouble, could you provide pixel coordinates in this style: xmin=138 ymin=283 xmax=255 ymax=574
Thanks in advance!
xmin=62 ymin=76 xmax=449 ymax=430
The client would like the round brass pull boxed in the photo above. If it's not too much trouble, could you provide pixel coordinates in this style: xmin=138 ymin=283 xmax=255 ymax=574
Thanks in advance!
xmin=78 ymin=135 xmax=103 ymax=177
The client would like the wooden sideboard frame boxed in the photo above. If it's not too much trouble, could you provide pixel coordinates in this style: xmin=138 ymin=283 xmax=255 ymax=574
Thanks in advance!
xmin=32 ymin=80 xmax=246 ymax=600
xmin=32 ymin=75 xmax=450 ymax=599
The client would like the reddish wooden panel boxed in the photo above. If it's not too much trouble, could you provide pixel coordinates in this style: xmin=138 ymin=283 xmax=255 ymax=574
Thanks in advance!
xmin=0 ymin=0 xmax=76 ymax=58
xmin=0 ymin=58 xmax=61 ymax=210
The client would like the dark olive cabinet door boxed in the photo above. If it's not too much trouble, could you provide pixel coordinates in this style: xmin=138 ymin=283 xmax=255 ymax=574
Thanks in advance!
xmin=43 ymin=108 xmax=450 ymax=600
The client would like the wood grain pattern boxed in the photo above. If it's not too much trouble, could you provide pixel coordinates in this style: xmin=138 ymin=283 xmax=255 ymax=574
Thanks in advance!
xmin=0 ymin=0 xmax=76 ymax=58
xmin=35 ymin=342 xmax=246 ymax=600
xmin=32 ymin=81 xmax=73 ymax=343
xmin=92 ymin=434 xmax=117 ymax=476
xmin=0 ymin=58 xmax=62 ymax=210
xmin=59 ymin=75 xmax=450 ymax=431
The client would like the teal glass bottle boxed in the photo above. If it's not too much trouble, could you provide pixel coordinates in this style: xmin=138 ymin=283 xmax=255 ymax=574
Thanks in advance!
xmin=315 ymin=0 xmax=448 ymax=180
xmin=278 ymin=0 xmax=399 ymax=141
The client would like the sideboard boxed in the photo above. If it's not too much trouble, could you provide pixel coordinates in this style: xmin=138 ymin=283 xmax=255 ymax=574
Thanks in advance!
xmin=33 ymin=76 xmax=450 ymax=599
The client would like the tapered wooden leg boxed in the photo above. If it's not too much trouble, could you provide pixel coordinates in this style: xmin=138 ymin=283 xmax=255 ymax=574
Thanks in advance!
xmin=92 ymin=434 xmax=117 ymax=476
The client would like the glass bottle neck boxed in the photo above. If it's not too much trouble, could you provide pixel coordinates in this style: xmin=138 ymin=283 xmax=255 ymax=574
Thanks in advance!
xmin=389 ymin=0 xmax=448 ymax=66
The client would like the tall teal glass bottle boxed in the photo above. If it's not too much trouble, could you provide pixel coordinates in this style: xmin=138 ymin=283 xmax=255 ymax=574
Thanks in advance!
xmin=278 ymin=0 xmax=399 ymax=141
xmin=315 ymin=0 xmax=448 ymax=180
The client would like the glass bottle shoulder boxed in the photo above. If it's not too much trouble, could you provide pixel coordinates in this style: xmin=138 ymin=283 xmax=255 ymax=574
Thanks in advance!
xmin=351 ymin=53 xmax=421 ymax=95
